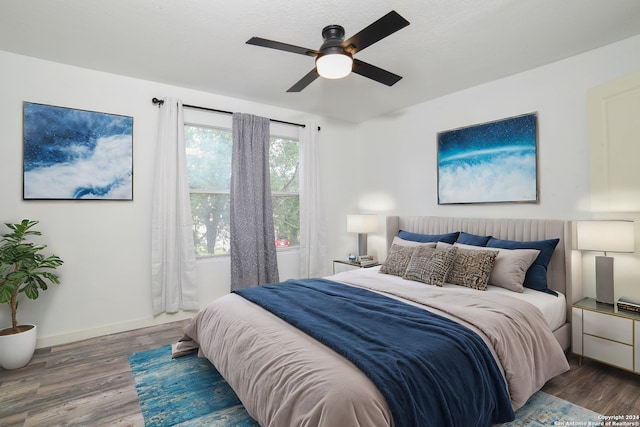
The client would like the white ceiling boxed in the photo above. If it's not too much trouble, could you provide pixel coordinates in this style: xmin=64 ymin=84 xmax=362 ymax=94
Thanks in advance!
xmin=2 ymin=0 xmax=640 ymax=123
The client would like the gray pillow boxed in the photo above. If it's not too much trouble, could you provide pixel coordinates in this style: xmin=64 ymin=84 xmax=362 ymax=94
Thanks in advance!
xmin=380 ymin=244 xmax=416 ymax=277
xmin=391 ymin=236 xmax=437 ymax=248
xmin=446 ymin=248 xmax=498 ymax=291
xmin=454 ymin=243 xmax=540 ymax=292
xmin=403 ymin=246 xmax=458 ymax=287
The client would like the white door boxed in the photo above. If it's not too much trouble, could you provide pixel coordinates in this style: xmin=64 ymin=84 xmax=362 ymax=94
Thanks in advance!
xmin=588 ymin=71 xmax=640 ymax=212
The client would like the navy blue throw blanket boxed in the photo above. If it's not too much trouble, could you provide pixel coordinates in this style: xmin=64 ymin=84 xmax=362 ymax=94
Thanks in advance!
xmin=234 ymin=279 xmax=515 ymax=427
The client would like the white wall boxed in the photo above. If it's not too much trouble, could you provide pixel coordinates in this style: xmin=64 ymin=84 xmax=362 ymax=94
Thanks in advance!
xmin=0 ymin=50 xmax=358 ymax=347
xmin=355 ymin=35 xmax=640 ymax=302
xmin=3 ymin=34 xmax=640 ymax=348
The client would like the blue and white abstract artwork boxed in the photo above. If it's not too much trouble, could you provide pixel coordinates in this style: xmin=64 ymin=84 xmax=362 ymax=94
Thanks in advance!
xmin=23 ymin=102 xmax=133 ymax=200
xmin=437 ymin=113 xmax=538 ymax=204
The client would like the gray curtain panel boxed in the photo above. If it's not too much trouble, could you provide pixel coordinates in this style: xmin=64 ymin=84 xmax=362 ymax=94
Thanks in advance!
xmin=230 ymin=113 xmax=280 ymax=290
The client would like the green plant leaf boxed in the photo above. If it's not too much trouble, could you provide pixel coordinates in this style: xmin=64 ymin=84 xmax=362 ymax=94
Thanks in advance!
xmin=23 ymin=282 xmax=40 ymax=300
xmin=0 ymin=283 xmax=17 ymax=303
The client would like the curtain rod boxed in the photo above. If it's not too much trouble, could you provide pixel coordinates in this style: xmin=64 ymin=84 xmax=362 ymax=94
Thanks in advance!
xmin=151 ymin=98 xmax=320 ymax=131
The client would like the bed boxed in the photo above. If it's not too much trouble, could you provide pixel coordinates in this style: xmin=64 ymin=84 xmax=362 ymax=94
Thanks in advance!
xmin=182 ymin=215 xmax=579 ymax=427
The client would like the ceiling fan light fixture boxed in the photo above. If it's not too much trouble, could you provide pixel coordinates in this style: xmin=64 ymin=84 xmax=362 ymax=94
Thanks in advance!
xmin=316 ymin=53 xmax=353 ymax=79
xmin=247 ymin=11 xmax=409 ymax=91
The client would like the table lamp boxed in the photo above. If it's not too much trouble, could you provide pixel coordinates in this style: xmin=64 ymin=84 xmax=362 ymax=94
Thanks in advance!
xmin=347 ymin=214 xmax=378 ymax=256
xmin=576 ymin=220 xmax=635 ymax=304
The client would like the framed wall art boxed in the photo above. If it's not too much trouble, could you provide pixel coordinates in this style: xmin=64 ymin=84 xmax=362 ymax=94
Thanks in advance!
xmin=23 ymin=102 xmax=133 ymax=200
xmin=437 ymin=112 xmax=538 ymax=204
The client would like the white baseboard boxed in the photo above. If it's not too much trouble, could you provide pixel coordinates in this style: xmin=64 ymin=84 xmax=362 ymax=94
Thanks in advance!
xmin=36 ymin=311 xmax=196 ymax=348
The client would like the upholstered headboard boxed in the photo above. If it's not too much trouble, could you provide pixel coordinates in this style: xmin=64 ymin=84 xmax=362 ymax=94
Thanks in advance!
xmin=386 ymin=216 xmax=582 ymax=311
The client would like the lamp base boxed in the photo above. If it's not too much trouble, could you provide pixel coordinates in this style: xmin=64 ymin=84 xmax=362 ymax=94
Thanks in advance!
xmin=595 ymin=255 xmax=614 ymax=305
xmin=357 ymin=233 xmax=368 ymax=256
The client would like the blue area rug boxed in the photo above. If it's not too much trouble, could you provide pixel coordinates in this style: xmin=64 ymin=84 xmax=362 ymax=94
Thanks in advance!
xmin=129 ymin=345 xmax=600 ymax=427
xmin=129 ymin=345 xmax=258 ymax=426
xmin=503 ymin=390 xmax=602 ymax=427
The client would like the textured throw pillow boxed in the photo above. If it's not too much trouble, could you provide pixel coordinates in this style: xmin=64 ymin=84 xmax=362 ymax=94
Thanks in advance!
xmin=380 ymin=244 xmax=417 ymax=277
xmin=486 ymin=237 xmax=560 ymax=295
xmin=403 ymin=246 xmax=458 ymax=286
xmin=454 ymin=243 xmax=540 ymax=293
xmin=391 ymin=236 xmax=438 ymax=248
xmin=446 ymin=248 xmax=498 ymax=291
xmin=398 ymin=230 xmax=459 ymax=244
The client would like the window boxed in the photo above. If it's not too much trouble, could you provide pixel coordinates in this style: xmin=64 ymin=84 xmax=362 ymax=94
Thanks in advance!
xmin=185 ymin=121 xmax=300 ymax=257
xmin=185 ymin=125 xmax=232 ymax=256
xmin=270 ymin=137 xmax=300 ymax=250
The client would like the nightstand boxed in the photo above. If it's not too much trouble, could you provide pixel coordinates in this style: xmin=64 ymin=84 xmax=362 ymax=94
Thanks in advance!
xmin=332 ymin=260 xmax=380 ymax=274
xmin=572 ymin=297 xmax=640 ymax=374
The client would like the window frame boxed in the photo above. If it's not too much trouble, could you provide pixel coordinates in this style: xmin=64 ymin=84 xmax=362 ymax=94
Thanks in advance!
xmin=184 ymin=110 xmax=300 ymax=259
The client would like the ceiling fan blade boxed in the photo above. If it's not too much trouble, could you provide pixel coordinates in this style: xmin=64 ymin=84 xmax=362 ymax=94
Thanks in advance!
xmin=352 ymin=59 xmax=402 ymax=87
xmin=246 ymin=37 xmax=319 ymax=57
xmin=341 ymin=10 xmax=409 ymax=55
xmin=287 ymin=69 xmax=320 ymax=92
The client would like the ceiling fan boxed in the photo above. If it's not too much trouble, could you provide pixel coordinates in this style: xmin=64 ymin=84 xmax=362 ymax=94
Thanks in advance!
xmin=246 ymin=10 xmax=410 ymax=92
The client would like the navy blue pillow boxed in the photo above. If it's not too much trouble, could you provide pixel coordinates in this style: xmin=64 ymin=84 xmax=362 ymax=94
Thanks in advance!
xmin=486 ymin=237 xmax=560 ymax=295
xmin=398 ymin=230 xmax=459 ymax=244
xmin=456 ymin=232 xmax=492 ymax=246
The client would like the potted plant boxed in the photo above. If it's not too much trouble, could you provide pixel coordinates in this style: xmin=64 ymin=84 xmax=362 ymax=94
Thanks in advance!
xmin=0 ymin=219 xmax=63 ymax=369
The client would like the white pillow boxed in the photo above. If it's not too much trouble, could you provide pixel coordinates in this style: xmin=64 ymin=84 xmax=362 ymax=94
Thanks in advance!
xmin=392 ymin=236 xmax=437 ymax=248
xmin=452 ymin=243 xmax=540 ymax=293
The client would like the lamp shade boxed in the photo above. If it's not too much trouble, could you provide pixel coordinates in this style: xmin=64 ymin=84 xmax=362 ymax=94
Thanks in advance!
xmin=347 ymin=214 xmax=378 ymax=234
xmin=316 ymin=53 xmax=353 ymax=79
xmin=576 ymin=220 xmax=635 ymax=253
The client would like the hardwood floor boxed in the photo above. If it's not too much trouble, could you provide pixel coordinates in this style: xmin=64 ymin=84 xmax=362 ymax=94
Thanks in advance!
xmin=542 ymin=354 xmax=640 ymax=416
xmin=2 ymin=320 xmax=640 ymax=426
xmin=0 ymin=320 xmax=190 ymax=427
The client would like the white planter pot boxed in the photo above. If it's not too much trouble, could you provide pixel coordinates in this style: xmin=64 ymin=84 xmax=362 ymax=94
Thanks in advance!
xmin=0 ymin=324 xmax=37 ymax=370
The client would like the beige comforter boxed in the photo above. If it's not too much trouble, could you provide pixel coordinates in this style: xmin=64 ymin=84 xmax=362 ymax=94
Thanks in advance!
xmin=183 ymin=269 xmax=569 ymax=427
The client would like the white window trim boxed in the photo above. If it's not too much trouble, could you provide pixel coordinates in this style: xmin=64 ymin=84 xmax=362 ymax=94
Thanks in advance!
xmin=184 ymin=111 xmax=300 ymax=258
